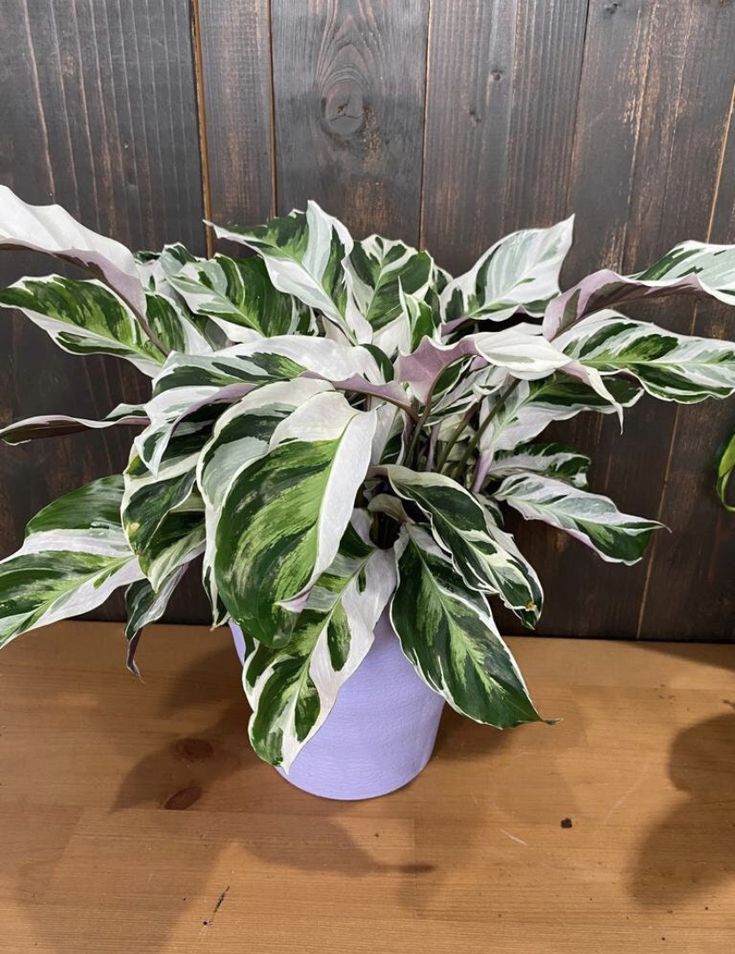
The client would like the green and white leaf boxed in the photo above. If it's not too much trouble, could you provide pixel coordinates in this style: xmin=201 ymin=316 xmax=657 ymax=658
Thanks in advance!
xmin=716 ymin=429 xmax=735 ymax=512
xmin=144 ymin=291 xmax=213 ymax=355
xmin=211 ymin=201 xmax=372 ymax=343
xmin=0 ymin=476 xmax=142 ymax=649
xmin=487 ymin=442 xmax=591 ymax=488
xmin=197 ymin=378 xmax=333 ymax=623
xmin=556 ymin=312 xmax=735 ymax=403
xmin=0 ymin=185 xmax=146 ymax=313
xmin=124 ymin=564 xmax=188 ymax=674
xmin=495 ymin=473 xmax=662 ymax=564
xmin=243 ymin=515 xmax=396 ymax=769
xmin=391 ymin=525 xmax=543 ymax=725
xmin=0 ymin=276 xmax=164 ymax=374
xmin=386 ymin=467 xmax=543 ymax=626
xmin=213 ymin=390 xmax=378 ymax=646
xmin=167 ymin=254 xmax=310 ymax=341
xmin=440 ymin=218 xmax=574 ymax=326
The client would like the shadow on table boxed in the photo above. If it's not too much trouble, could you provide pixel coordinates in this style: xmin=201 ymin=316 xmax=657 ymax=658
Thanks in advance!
xmin=630 ymin=711 xmax=735 ymax=907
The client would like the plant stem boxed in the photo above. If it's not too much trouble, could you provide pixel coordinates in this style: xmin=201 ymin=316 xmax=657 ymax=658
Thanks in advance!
xmin=448 ymin=378 xmax=522 ymax=482
xmin=436 ymin=399 xmax=479 ymax=474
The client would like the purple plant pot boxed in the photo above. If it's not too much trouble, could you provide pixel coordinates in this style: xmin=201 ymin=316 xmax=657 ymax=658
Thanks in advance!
xmin=229 ymin=611 xmax=445 ymax=800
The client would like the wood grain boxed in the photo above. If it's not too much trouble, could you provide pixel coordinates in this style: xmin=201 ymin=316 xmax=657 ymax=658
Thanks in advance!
xmin=270 ymin=0 xmax=429 ymax=242
xmin=2 ymin=620 xmax=735 ymax=951
xmin=0 ymin=0 xmax=209 ymax=622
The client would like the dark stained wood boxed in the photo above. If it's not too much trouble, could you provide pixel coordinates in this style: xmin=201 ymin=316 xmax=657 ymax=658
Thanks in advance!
xmin=422 ymin=0 xmax=589 ymax=274
xmin=0 ymin=0 xmax=208 ymax=622
xmin=196 ymin=0 xmax=275 ymax=234
xmin=270 ymin=0 xmax=429 ymax=242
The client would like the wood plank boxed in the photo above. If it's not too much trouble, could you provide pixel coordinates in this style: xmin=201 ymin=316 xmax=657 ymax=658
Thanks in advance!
xmin=421 ymin=0 xmax=588 ymax=274
xmin=270 ymin=0 xmax=429 ymax=242
xmin=0 ymin=0 xmax=208 ymax=622
xmin=506 ymin=1 xmax=735 ymax=640
xmin=196 ymin=0 xmax=275 ymax=236
xmin=638 ymin=80 xmax=735 ymax=641
xmin=2 ymin=619 xmax=735 ymax=951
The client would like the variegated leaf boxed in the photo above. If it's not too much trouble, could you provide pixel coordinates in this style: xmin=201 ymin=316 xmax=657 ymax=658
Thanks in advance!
xmin=1 ymin=403 xmax=147 ymax=445
xmin=167 ymin=254 xmax=310 ymax=341
xmin=213 ymin=391 xmax=379 ymax=646
xmin=197 ymin=379 xmax=334 ymax=623
xmin=144 ymin=292 xmax=213 ymax=355
xmin=243 ymin=516 xmax=396 ymax=769
xmin=385 ymin=467 xmax=543 ymax=626
xmin=391 ymin=525 xmax=543 ymax=725
xmin=212 ymin=201 xmax=372 ymax=342
xmin=0 ymin=276 xmax=165 ymax=375
xmin=0 ymin=185 xmax=145 ymax=313
xmin=124 ymin=564 xmax=188 ymax=674
xmin=487 ymin=442 xmax=591 ymax=488
xmin=440 ymin=218 xmax=574 ymax=326
xmin=543 ymin=241 xmax=735 ymax=339
xmin=0 ymin=476 xmax=142 ymax=649
xmin=556 ymin=312 xmax=735 ymax=403
xmin=716 ymin=429 xmax=735 ymax=512
xmin=495 ymin=473 xmax=662 ymax=564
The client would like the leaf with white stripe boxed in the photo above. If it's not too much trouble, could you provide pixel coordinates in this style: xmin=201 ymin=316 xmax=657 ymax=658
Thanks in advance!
xmin=386 ymin=467 xmax=543 ymax=626
xmin=124 ymin=565 xmax=188 ymax=675
xmin=214 ymin=390 xmax=378 ymax=646
xmin=0 ymin=276 xmax=165 ymax=374
xmin=243 ymin=517 xmax=396 ymax=769
xmin=495 ymin=474 xmax=662 ymax=564
xmin=212 ymin=201 xmax=371 ymax=342
xmin=391 ymin=525 xmax=543 ymax=725
xmin=487 ymin=442 xmax=591 ymax=488
xmin=543 ymin=241 xmax=735 ymax=339
xmin=441 ymin=218 xmax=574 ymax=327
xmin=0 ymin=476 xmax=142 ymax=650
xmin=556 ymin=312 xmax=735 ymax=403
xmin=0 ymin=185 xmax=145 ymax=313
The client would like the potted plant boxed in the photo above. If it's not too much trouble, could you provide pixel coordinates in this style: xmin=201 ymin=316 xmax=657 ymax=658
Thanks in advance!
xmin=1 ymin=185 xmax=735 ymax=800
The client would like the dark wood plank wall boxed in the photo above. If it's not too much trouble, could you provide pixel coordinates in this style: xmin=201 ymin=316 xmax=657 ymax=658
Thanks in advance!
xmin=0 ymin=1 xmax=733 ymax=638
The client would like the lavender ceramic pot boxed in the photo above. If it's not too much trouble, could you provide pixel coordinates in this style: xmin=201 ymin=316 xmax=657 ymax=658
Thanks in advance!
xmin=229 ymin=611 xmax=445 ymax=800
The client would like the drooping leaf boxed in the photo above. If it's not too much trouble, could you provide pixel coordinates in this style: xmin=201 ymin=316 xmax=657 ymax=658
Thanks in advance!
xmin=243 ymin=516 xmax=396 ymax=769
xmin=0 ymin=403 xmax=147 ymax=445
xmin=211 ymin=201 xmax=372 ymax=342
xmin=487 ymin=442 xmax=591 ymax=488
xmin=0 ymin=185 xmax=146 ymax=313
xmin=556 ymin=312 xmax=735 ymax=403
xmin=0 ymin=276 xmax=164 ymax=374
xmin=440 ymin=218 xmax=574 ymax=327
xmin=386 ymin=467 xmax=543 ymax=626
xmin=0 ymin=476 xmax=142 ymax=650
xmin=495 ymin=473 xmax=662 ymax=564
xmin=543 ymin=241 xmax=735 ymax=339
xmin=124 ymin=565 xmax=188 ymax=674
xmin=213 ymin=391 xmax=379 ymax=646
xmin=391 ymin=525 xmax=543 ymax=726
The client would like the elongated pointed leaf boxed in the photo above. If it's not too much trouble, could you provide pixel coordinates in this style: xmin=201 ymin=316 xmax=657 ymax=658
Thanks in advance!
xmin=543 ymin=241 xmax=735 ymax=339
xmin=243 ymin=517 xmax=396 ymax=769
xmin=495 ymin=473 xmax=662 ymax=564
xmin=386 ymin=467 xmax=543 ymax=626
xmin=214 ymin=391 xmax=378 ymax=646
xmin=167 ymin=254 xmax=309 ymax=341
xmin=144 ymin=292 xmax=213 ymax=355
xmin=197 ymin=379 xmax=333 ymax=622
xmin=398 ymin=323 xmax=574 ymax=403
xmin=556 ymin=312 xmax=735 ymax=403
xmin=487 ymin=442 xmax=591 ymax=488
xmin=212 ymin=201 xmax=371 ymax=342
xmin=124 ymin=564 xmax=188 ymax=674
xmin=0 ymin=476 xmax=142 ymax=649
xmin=1 ymin=403 xmax=147 ymax=445
xmin=391 ymin=526 xmax=542 ymax=726
xmin=0 ymin=185 xmax=145 ymax=312
xmin=441 ymin=218 xmax=574 ymax=326
xmin=0 ymin=276 xmax=164 ymax=374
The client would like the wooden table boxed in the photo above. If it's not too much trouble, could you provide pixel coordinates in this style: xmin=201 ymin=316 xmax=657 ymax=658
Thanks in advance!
xmin=1 ymin=622 xmax=734 ymax=953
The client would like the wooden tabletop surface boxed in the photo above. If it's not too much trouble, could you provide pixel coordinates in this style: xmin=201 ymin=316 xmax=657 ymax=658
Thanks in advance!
xmin=1 ymin=621 xmax=734 ymax=953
